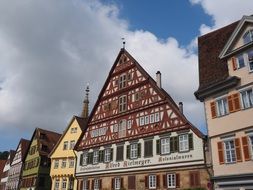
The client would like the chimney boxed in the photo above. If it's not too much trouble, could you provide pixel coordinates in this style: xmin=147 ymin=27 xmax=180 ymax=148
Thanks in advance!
xmin=81 ymin=85 xmax=89 ymax=118
xmin=156 ymin=71 xmax=161 ymax=88
xmin=179 ymin=102 xmax=183 ymax=114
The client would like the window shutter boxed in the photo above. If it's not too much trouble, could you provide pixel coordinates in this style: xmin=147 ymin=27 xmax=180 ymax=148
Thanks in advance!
xmin=233 ymin=93 xmax=241 ymax=111
xmin=175 ymin=136 xmax=179 ymax=152
xmin=176 ymin=173 xmax=180 ymax=188
xmin=98 ymin=150 xmax=102 ymax=162
xmin=92 ymin=180 xmax=94 ymax=189
xmin=210 ymin=101 xmax=217 ymax=118
xmin=126 ymin=145 xmax=130 ymax=159
xmin=121 ymin=177 xmax=124 ymax=188
xmin=235 ymin=138 xmax=242 ymax=162
xmin=232 ymin=57 xmax=237 ymax=70
xmin=228 ymin=95 xmax=234 ymax=112
xmin=189 ymin=172 xmax=194 ymax=187
xmin=80 ymin=154 xmax=83 ymax=166
xmin=111 ymin=178 xmax=114 ymax=190
xmin=242 ymin=136 xmax=250 ymax=161
xmin=217 ymin=142 xmax=224 ymax=164
xmin=163 ymin=174 xmax=167 ymax=188
xmin=138 ymin=143 xmax=141 ymax=157
xmin=189 ymin=133 xmax=193 ymax=150
xmin=110 ymin=148 xmax=113 ymax=161
xmin=170 ymin=138 xmax=174 ymax=152
xmin=99 ymin=179 xmax=102 ymax=189
xmin=156 ymin=139 xmax=161 ymax=154
xmin=156 ymin=175 xmax=160 ymax=188
xmin=80 ymin=180 xmax=83 ymax=190
xmin=87 ymin=180 xmax=90 ymax=189
xmin=145 ymin=176 xmax=148 ymax=189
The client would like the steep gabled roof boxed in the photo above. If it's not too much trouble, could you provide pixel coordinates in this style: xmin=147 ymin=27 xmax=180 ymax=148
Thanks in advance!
xmin=12 ymin=138 xmax=30 ymax=164
xmin=49 ymin=116 xmax=88 ymax=157
xmin=76 ymin=48 xmax=204 ymax=150
xmin=0 ymin=160 xmax=7 ymax=178
xmin=219 ymin=15 xmax=253 ymax=59
xmin=195 ymin=21 xmax=239 ymax=100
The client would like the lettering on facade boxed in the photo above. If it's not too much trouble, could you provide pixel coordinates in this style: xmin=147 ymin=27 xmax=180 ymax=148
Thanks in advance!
xmin=80 ymin=165 xmax=100 ymax=171
xmin=158 ymin=154 xmax=193 ymax=162
xmin=105 ymin=159 xmax=151 ymax=169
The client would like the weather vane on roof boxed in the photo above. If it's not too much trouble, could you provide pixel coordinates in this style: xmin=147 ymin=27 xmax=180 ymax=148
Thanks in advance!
xmin=121 ymin=37 xmax=126 ymax=49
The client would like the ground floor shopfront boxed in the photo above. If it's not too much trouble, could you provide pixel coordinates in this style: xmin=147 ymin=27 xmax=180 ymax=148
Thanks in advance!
xmin=76 ymin=165 xmax=211 ymax=190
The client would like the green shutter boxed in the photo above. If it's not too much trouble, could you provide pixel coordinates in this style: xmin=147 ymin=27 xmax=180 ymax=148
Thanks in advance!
xmin=110 ymin=148 xmax=113 ymax=161
xmin=138 ymin=143 xmax=141 ymax=157
xmin=189 ymin=134 xmax=193 ymax=150
xmin=98 ymin=150 xmax=103 ymax=162
xmin=126 ymin=145 xmax=130 ymax=159
xmin=170 ymin=138 xmax=174 ymax=152
xmin=80 ymin=153 xmax=83 ymax=165
xmin=174 ymin=136 xmax=179 ymax=152
xmin=156 ymin=140 xmax=160 ymax=154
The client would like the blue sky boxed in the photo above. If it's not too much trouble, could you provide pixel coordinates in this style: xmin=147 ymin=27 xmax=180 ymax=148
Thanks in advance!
xmin=0 ymin=0 xmax=252 ymax=151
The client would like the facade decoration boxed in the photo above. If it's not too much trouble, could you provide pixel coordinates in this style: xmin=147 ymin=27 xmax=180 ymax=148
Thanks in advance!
xmin=195 ymin=15 xmax=253 ymax=189
xmin=75 ymin=48 xmax=211 ymax=190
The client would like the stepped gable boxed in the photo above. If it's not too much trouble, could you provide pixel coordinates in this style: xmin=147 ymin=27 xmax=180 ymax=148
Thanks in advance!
xmin=196 ymin=21 xmax=239 ymax=92
xmin=76 ymin=48 xmax=204 ymax=150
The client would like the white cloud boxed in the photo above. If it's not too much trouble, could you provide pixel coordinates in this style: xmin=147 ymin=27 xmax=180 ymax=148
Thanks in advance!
xmin=190 ymin=0 xmax=253 ymax=34
xmin=0 ymin=0 xmax=206 ymax=149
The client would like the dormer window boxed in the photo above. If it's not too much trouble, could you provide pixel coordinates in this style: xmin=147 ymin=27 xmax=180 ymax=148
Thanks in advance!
xmin=243 ymin=29 xmax=253 ymax=45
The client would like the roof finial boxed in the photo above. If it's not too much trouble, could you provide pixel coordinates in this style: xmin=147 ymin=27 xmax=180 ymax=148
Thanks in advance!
xmin=81 ymin=84 xmax=89 ymax=118
xmin=121 ymin=37 xmax=125 ymax=49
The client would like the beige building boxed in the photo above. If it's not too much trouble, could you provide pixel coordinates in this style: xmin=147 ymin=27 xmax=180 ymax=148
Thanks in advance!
xmin=195 ymin=15 xmax=253 ymax=189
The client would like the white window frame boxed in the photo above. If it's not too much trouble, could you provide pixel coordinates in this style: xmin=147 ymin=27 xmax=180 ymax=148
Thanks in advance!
xmin=118 ymin=120 xmax=126 ymax=138
xmin=61 ymin=159 xmax=67 ymax=168
xmin=113 ymin=124 xmax=118 ymax=132
xmin=150 ymin=114 xmax=155 ymax=124
xmin=114 ymin=177 xmax=121 ymax=190
xmin=69 ymin=140 xmax=75 ymax=149
xmin=63 ymin=141 xmax=68 ymax=150
xmin=119 ymin=74 xmax=127 ymax=89
xmin=236 ymin=54 xmax=245 ymax=69
xmin=179 ymin=134 xmax=189 ymax=152
xmin=167 ymin=173 xmax=176 ymax=188
xmin=104 ymin=148 xmax=111 ymax=162
xmin=249 ymin=135 xmax=253 ymax=160
xmin=145 ymin=116 xmax=149 ymax=125
xmin=83 ymin=179 xmax=88 ymax=190
xmin=243 ymin=29 xmax=253 ymax=44
xmin=155 ymin=112 xmax=160 ymax=122
xmin=127 ymin=120 xmax=132 ymax=129
xmin=119 ymin=95 xmax=127 ymax=113
xmin=240 ymin=88 xmax=253 ymax=109
xmin=216 ymin=97 xmax=229 ymax=116
xmin=94 ymin=178 xmax=100 ymax=190
xmin=130 ymin=144 xmax=138 ymax=159
xmin=139 ymin=116 xmax=145 ymax=126
xmin=69 ymin=158 xmax=74 ymax=168
xmin=54 ymin=179 xmax=60 ymax=190
xmin=161 ymin=138 xmax=170 ymax=154
xmin=54 ymin=160 xmax=59 ymax=169
xmin=61 ymin=179 xmax=67 ymax=190
xmin=224 ymin=140 xmax=236 ymax=163
xmin=82 ymin=151 xmax=88 ymax=166
xmin=148 ymin=175 xmax=156 ymax=189
xmin=247 ymin=49 xmax=253 ymax=72
xmin=93 ymin=150 xmax=99 ymax=164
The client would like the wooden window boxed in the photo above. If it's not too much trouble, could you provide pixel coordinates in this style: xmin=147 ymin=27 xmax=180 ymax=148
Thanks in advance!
xmin=69 ymin=140 xmax=75 ymax=149
xmin=240 ymin=89 xmax=253 ymax=109
xmin=156 ymin=139 xmax=161 ymax=154
xmin=224 ymin=140 xmax=236 ymax=163
xmin=128 ymin=176 xmax=135 ymax=190
xmin=69 ymin=158 xmax=74 ymax=168
xmin=54 ymin=179 xmax=60 ymax=190
xmin=228 ymin=93 xmax=241 ymax=112
xmin=61 ymin=178 xmax=67 ymax=190
xmin=87 ymin=152 xmax=93 ymax=165
xmin=216 ymin=97 xmax=229 ymax=116
xmin=167 ymin=173 xmax=176 ymax=188
xmin=242 ymin=136 xmax=251 ymax=161
xmin=150 ymin=114 xmax=155 ymax=124
xmin=114 ymin=177 xmax=121 ymax=190
xmin=155 ymin=112 xmax=160 ymax=122
xmin=119 ymin=74 xmax=127 ymax=89
xmin=93 ymin=178 xmax=101 ymax=190
xmin=127 ymin=143 xmax=141 ymax=159
xmin=210 ymin=101 xmax=217 ymax=118
xmin=98 ymin=150 xmax=104 ymax=163
xmin=119 ymin=95 xmax=127 ymax=113
xmin=235 ymin=138 xmax=242 ymax=162
xmin=83 ymin=179 xmax=90 ymax=190
xmin=93 ymin=150 xmax=99 ymax=164
xmin=127 ymin=120 xmax=132 ymax=129
xmin=243 ymin=29 xmax=253 ymax=44
xmin=104 ymin=148 xmax=113 ymax=162
xmin=217 ymin=141 xmax=224 ymax=164
xmin=61 ymin=159 xmax=67 ymax=168
xmin=161 ymin=138 xmax=170 ymax=154
xmin=248 ymin=49 xmax=253 ymax=71
xmin=80 ymin=151 xmax=88 ymax=166
xmin=179 ymin=134 xmax=189 ymax=152
xmin=118 ymin=120 xmax=126 ymax=138
xmin=116 ymin=146 xmax=124 ymax=161
xmin=148 ymin=175 xmax=156 ymax=189
xmin=145 ymin=115 xmax=149 ymax=125
xmin=170 ymin=136 xmax=178 ymax=153
xmin=63 ymin=141 xmax=68 ymax=150
xmin=189 ymin=171 xmax=200 ymax=187
xmin=144 ymin=140 xmax=153 ymax=157
xmin=54 ymin=159 xmax=59 ymax=169
xmin=139 ymin=116 xmax=145 ymax=126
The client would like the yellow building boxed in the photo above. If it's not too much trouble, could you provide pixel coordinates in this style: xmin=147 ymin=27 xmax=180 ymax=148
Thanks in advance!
xmin=49 ymin=116 xmax=87 ymax=190
xmin=49 ymin=87 xmax=89 ymax=190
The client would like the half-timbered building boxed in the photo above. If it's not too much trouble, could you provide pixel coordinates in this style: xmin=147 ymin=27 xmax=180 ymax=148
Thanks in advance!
xmin=75 ymin=48 xmax=211 ymax=190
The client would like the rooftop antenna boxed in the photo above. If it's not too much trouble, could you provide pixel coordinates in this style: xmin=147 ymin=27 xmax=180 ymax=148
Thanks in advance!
xmin=121 ymin=37 xmax=126 ymax=49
